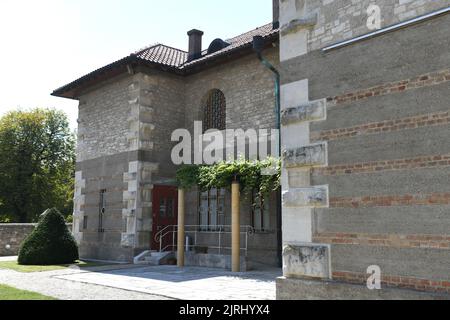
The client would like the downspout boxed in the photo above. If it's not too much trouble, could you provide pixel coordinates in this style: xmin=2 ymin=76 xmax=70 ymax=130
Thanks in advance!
xmin=253 ymin=36 xmax=283 ymax=268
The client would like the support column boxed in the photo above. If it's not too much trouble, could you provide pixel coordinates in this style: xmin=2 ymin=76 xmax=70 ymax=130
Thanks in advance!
xmin=231 ymin=181 xmax=241 ymax=272
xmin=177 ymin=188 xmax=185 ymax=267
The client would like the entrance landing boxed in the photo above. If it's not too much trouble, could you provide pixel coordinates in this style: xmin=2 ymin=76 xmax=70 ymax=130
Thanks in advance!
xmin=55 ymin=265 xmax=280 ymax=300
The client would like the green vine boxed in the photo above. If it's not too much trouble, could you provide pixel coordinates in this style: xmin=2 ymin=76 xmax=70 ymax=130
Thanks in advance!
xmin=176 ymin=157 xmax=281 ymax=197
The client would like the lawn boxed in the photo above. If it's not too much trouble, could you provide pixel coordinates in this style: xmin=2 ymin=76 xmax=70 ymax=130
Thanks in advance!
xmin=0 ymin=284 xmax=56 ymax=300
xmin=0 ymin=260 xmax=106 ymax=273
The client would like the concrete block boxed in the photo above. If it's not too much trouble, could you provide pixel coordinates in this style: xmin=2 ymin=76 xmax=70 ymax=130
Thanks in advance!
xmin=283 ymin=143 xmax=327 ymax=168
xmin=280 ymin=13 xmax=318 ymax=36
xmin=281 ymin=99 xmax=327 ymax=125
xmin=121 ymin=233 xmax=135 ymax=248
xmin=282 ymin=244 xmax=331 ymax=279
xmin=282 ymin=207 xmax=313 ymax=243
xmin=281 ymin=79 xmax=309 ymax=110
xmin=283 ymin=186 xmax=329 ymax=208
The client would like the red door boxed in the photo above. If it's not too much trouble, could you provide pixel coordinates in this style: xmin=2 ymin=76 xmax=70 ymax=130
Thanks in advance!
xmin=152 ymin=185 xmax=178 ymax=251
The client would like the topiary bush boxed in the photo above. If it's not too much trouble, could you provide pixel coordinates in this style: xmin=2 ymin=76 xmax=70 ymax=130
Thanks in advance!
xmin=18 ymin=208 xmax=79 ymax=265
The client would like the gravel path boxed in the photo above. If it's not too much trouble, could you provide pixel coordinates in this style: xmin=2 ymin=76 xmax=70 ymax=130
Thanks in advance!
xmin=0 ymin=256 xmax=278 ymax=300
xmin=0 ymin=267 xmax=172 ymax=300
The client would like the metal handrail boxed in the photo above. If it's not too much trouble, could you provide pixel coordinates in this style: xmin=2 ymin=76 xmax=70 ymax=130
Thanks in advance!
xmin=156 ymin=225 xmax=254 ymax=255
xmin=154 ymin=225 xmax=175 ymax=243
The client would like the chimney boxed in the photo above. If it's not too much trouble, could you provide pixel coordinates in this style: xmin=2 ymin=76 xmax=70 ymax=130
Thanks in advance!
xmin=273 ymin=0 xmax=279 ymax=29
xmin=187 ymin=29 xmax=204 ymax=61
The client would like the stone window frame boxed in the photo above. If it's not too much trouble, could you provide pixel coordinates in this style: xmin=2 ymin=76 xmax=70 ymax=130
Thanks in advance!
xmin=203 ymin=89 xmax=226 ymax=132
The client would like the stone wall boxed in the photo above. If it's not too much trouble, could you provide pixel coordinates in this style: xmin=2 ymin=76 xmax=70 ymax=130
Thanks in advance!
xmin=277 ymin=0 xmax=450 ymax=299
xmin=0 ymin=224 xmax=72 ymax=257
xmin=75 ymin=68 xmax=186 ymax=262
xmin=185 ymin=188 xmax=280 ymax=268
xmin=185 ymin=47 xmax=279 ymax=132
xmin=280 ymin=0 xmax=450 ymax=56
xmin=184 ymin=48 xmax=281 ymax=268
xmin=72 ymin=39 xmax=280 ymax=263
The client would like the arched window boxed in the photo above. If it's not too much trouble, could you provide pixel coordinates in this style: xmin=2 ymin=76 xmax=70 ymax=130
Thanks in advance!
xmin=203 ymin=89 xmax=226 ymax=131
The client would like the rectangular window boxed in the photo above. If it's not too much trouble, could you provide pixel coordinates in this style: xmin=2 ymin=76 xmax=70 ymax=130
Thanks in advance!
xmin=83 ymin=216 xmax=88 ymax=230
xmin=252 ymin=192 xmax=270 ymax=232
xmin=198 ymin=188 xmax=225 ymax=231
xmin=98 ymin=189 xmax=106 ymax=233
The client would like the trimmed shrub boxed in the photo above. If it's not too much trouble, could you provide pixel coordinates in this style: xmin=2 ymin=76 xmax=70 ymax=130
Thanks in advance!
xmin=18 ymin=208 xmax=79 ymax=265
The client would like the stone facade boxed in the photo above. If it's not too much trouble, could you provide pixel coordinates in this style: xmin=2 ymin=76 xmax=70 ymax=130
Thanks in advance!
xmin=280 ymin=0 xmax=450 ymax=52
xmin=71 ymin=45 xmax=280 ymax=264
xmin=277 ymin=0 xmax=450 ymax=299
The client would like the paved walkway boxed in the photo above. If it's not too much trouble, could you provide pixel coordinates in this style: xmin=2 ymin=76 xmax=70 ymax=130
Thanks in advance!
xmin=55 ymin=265 xmax=279 ymax=300
xmin=0 ymin=258 xmax=279 ymax=300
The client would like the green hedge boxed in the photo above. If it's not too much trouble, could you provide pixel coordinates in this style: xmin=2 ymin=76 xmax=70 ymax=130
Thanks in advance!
xmin=18 ymin=208 xmax=79 ymax=265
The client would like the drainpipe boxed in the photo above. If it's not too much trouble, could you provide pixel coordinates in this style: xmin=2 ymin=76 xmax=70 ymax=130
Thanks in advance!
xmin=253 ymin=36 xmax=283 ymax=268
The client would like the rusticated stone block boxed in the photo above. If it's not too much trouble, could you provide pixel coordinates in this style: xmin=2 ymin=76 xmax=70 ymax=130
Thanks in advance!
xmin=280 ymin=13 xmax=318 ymax=36
xmin=283 ymin=244 xmax=331 ymax=280
xmin=281 ymin=99 xmax=326 ymax=125
xmin=283 ymin=186 xmax=328 ymax=208
xmin=121 ymin=233 xmax=135 ymax=248
xmin=283 ymin=143 xmax=327 ymax=168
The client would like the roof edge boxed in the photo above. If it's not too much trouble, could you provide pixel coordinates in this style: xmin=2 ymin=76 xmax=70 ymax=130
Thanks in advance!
xmin=52 ymin=28 xmax=279 ymax=100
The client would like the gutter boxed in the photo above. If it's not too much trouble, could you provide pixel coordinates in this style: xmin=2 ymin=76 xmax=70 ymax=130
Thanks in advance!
xmin=253 ymin=35 xmax=283 ymax=268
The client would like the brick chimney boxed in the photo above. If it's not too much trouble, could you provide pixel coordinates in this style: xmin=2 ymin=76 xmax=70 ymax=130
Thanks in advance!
xmin=187 ymin=29 xmax=204 ymax=61
xmin=273 ymin=0 xmax=279 ymax=29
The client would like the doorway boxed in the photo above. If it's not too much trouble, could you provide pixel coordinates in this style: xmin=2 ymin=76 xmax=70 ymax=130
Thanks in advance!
xmin=151 ymin=185 xmax=178 ymax=251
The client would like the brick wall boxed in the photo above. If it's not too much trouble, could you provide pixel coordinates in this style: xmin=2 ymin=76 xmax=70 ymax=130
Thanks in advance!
xmin=277 ymin=0 xmax=450 ymax=299
xmin=308 ymin=14 xmax=450 ymax=296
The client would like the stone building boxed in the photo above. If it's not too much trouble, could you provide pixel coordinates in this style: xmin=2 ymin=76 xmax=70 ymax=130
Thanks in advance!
xmin=277 ymin=0 xmax=450 ymax=299
xmin=53 ymin=0 xmax=450 ymax=299
xmin=53 ymin=21 xmax=281 ymax=267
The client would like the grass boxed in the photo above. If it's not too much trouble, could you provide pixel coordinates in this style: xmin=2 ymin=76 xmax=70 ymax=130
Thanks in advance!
xmin=0 ymin=284 xmax=56 ymax=300
xmin=0 ymin=260 xmax=107 ymax=273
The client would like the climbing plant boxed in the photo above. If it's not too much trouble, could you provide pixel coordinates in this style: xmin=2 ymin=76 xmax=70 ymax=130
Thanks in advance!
xmin=176 ymin=157 xmax=281 ymax=197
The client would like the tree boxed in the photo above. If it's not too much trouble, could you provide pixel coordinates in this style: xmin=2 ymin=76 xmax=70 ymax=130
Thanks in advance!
xmin=18 ymin=208 xmax=79 ymax=265
xmin=0 ymin=108 xmax=75 ymax=222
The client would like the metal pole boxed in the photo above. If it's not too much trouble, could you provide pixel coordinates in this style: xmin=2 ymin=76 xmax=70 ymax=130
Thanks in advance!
xmin=232 ymin=180 xmax=241 ymax=272
xmin=177 ymin=189 xmax=186 ymax=267
xmin=219 ymin=229 xmax=222 ymax=255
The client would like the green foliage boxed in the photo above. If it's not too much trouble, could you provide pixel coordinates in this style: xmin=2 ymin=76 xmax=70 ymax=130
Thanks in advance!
xmin=18 ymin=208 xmax=79 ymax=265
xmin=0 ymin=108 xmax=75 ymax=222
xmin=176 ymin=157 xmax=281 ymax=197
xmin=175 ymin=165 xmax=200 ymax=189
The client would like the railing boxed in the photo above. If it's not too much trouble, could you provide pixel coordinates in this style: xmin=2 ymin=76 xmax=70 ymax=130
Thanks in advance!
xmin=154 ymin=225 xmax=254 ymax=255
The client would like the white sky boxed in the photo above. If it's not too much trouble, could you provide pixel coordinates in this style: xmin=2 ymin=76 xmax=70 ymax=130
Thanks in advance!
xmin=0 ymin=0 xmax=272 ymax=130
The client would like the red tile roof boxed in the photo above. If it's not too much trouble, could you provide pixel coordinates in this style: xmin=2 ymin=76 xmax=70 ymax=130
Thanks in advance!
xmin=134 ymin=44 xmax=187 ymax=68
xmin=182 ymin=23 xmax=278 ymax=68
xmin=53 ymin=23 xmax=279 ymax=98
xmin=132 ymin=23 xmax=278 ymax=68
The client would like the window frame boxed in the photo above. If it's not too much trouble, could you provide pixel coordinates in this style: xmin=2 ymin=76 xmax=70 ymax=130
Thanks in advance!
xmin=251 ymin=191 xmax=271 ymax=233
xmin=203 ymin=89 xmax=226 ymax=132
xmin=198 ymin=188 xmax=225 ymax=231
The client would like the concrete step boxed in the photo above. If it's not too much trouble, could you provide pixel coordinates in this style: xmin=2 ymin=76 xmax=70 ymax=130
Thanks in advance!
xmin=135 ymin=251 xmax=175 ymax=265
